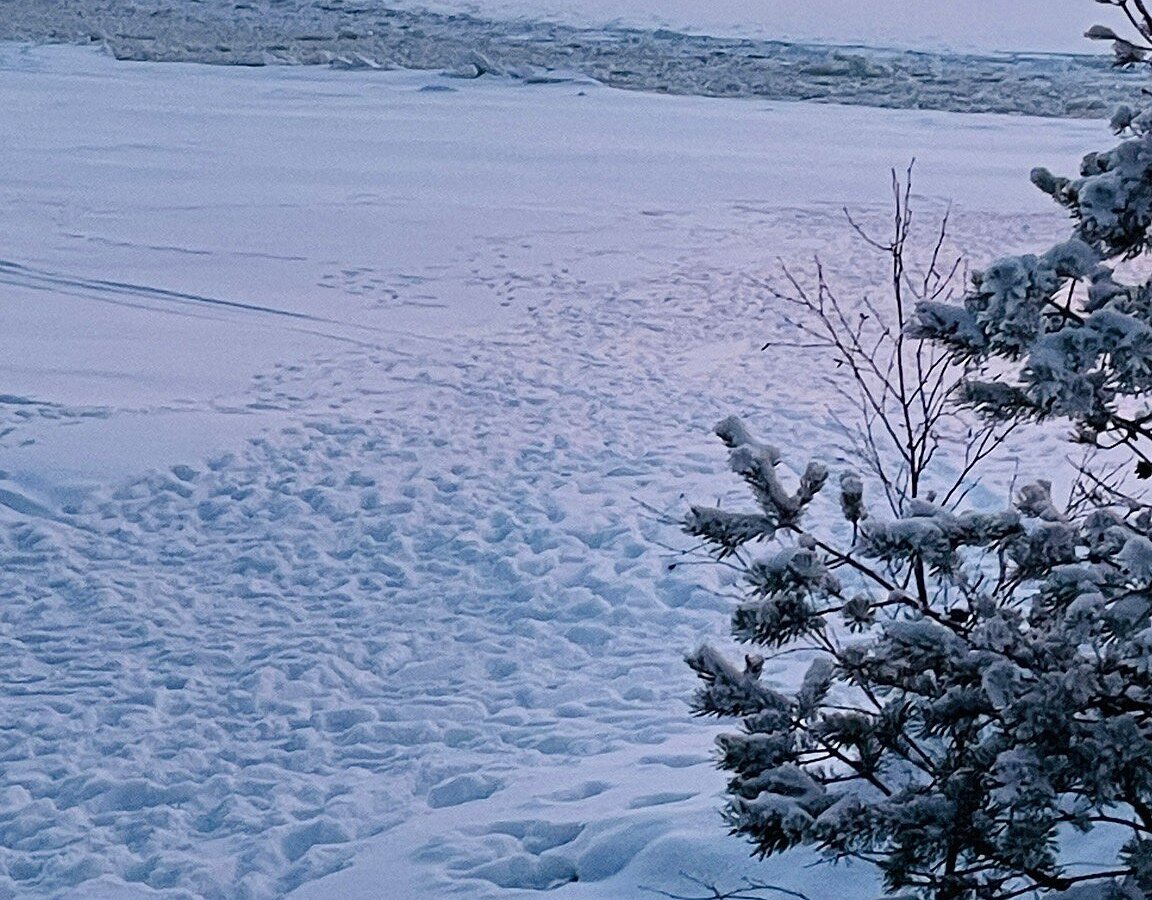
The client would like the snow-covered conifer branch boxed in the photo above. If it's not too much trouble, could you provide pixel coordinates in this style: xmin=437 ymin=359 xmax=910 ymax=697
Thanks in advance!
xmin=686 ymin=161 xmax=1152 ymax=898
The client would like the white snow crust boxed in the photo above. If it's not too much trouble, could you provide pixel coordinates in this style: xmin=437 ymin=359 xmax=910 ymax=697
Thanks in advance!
xmin=0 ymin=41 xmax=1116 ymax=900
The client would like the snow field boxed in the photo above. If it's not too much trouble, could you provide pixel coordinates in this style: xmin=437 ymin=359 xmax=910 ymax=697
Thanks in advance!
xmin=0 ymin=45 xmax=1114 ymax=898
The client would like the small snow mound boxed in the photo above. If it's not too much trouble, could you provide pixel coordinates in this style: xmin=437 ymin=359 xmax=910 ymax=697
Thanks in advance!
xmin=626 ymin=791 xmax=696 ymax=809
xmin=90 ymin=780 xmax=194 ymax=813
xmin=468 ymin=853 xmax=578 ymax=890
xmin=575 ymin=820 xmax=669 ymax=882
xmin=281 ymin=819 xmax=352 ymax=863
xmin=426 ymin=773 xmax=501 ymax=808
xmin=487 ymin=820 xmax=584 ymax=854
xmin=544 ymin=781 xmax=614 ymax=802
xmin=638 ymin=753 xmax=710 ymax=768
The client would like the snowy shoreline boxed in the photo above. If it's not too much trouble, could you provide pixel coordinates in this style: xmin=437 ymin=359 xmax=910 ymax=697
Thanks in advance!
xmin=1 ymin=0 xmax=1147 ymax=117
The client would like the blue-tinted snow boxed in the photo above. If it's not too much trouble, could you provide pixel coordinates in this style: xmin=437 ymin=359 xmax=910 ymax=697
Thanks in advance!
xmin=0 ymin=43 xmax=1113 ymax=897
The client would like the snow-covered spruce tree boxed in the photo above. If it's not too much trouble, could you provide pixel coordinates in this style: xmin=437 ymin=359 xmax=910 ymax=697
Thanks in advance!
xmin=686 ymin=169 xmax=1152 ymax=898
xmin=913 ymin=1 xmax=1152 ymax=473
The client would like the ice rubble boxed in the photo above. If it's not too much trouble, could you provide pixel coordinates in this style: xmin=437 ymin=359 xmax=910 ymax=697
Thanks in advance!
xmin=0 ymin=0 xmax=1145 ymax=117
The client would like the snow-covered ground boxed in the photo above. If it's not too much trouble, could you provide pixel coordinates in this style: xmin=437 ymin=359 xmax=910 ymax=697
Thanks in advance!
xmin=0 ymin=37 xmax=1118 ymax=900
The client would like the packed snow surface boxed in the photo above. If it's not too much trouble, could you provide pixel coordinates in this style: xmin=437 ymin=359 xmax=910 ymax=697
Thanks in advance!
xmin=0 ymin=42 xmax=1115 ymax=899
